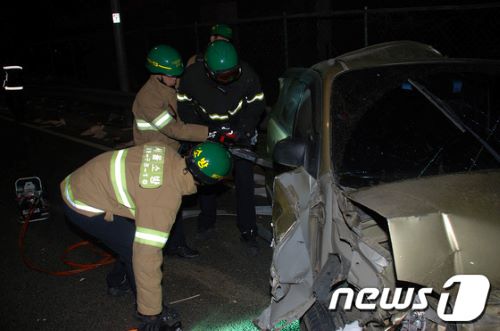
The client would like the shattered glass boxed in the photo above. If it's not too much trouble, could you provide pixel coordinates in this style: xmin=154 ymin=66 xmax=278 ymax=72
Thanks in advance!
xmin=331 ymin=62 xmax=500 ymax=188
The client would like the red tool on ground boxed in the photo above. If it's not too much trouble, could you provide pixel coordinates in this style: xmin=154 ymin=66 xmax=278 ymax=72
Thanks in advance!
xmin=16 ymin=176 xmax=114 ymax=276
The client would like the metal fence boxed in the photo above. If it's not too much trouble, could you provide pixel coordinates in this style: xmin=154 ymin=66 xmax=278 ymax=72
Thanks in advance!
xmin=19 ymin=3 xmax=500 ymax=105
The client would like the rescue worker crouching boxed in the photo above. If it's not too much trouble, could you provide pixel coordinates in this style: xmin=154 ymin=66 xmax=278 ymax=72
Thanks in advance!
xmin=60 ymin=141 xmax=232 ymax=331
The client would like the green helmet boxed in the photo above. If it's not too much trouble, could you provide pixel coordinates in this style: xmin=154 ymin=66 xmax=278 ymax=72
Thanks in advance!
xmin=186 ymin=141 xmax=232 ymax=185
xmin=211 ymin=24 xmax=233 ymax=40
xmin=204 ymin=40 xmax=239 ymax=72
xmin=204 ymin=40 xmax=241 ymax=84
xmin=145 ymin=45 xmax=184 ymax=76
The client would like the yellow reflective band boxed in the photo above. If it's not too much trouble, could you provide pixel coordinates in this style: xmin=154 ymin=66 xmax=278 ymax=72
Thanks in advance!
xmin=135 ymin=111 xmax=174 ymax=131
xmin=198 ymin=105 xmax=209 ymax=115
xmin=147 ymin=58 xmax=172 ymax=70
xmin=110 ymin=150 xmax=136 ymax=216
xmin=135 ymin=119 xmax=155 ymax=131
xmin=247 ymin=92 xmax=264 ymax=104
xmin=176 ymin=93 xmax=192 ymax=102
xmin=197 ymin=104 xmax=229 ymax=121
xmin=208 ymin=113 xmax=229 ymax=121
xmin=228 ymin=100 xmax=243 ymax=116
xmin=153 ymin=111 xmax=174 ymax=129
xmin=134 ymin=226 xmax=169 ymax=248
xmin=64 ymin=176 xmax=104 ymax=214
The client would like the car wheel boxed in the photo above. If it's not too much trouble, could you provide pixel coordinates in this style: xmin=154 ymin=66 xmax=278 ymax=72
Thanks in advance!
xmin=300 ymin=302 xmax=337 ymax=331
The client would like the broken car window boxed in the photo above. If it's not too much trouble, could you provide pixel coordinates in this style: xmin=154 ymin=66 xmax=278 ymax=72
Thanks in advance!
xmin=331 ymin=63 xmax=500 ymax=188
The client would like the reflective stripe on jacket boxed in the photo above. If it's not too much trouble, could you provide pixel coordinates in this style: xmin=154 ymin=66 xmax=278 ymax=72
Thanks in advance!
xmin=63 ymin=175 xmax=104 ymax=214
xmin=177 ymin=91 xmax=264 ymax=121
xmin=176 ymin=61 xmax=265 ymax=138
xmin=110 ymin=149 xmax=136 ymax=216
xmin=60 ymin=143 xmax=197 ymax=316
xmin=135 ymin=226 xmax=168 ymax=248
xmin=135 ymin=110 xmax=174 ymax=131
xmin=132 ymin=76 xmax=208 ymax=148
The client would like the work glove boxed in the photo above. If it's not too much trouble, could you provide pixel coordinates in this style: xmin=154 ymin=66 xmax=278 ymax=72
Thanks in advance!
xmin=207 ymin=124 xmax=240 ymax=146
xmin=135 ymin=307 xmax=182 ymax=331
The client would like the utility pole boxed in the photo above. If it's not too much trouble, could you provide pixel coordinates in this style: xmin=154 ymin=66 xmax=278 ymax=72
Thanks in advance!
xmin=283 ymin=12 xmax=288 ymax=69
xmin=110 ymin=0 xmax=130 ymax=92
xmin=364 ymin=6 xmax=369 ymax=47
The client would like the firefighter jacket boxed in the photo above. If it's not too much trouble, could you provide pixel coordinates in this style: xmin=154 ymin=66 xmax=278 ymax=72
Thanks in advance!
xmin=132 ymin=76 xmax=208 ymax=149
xmin=176 ymin=61 xmax=265 ymax=143
xmin=60 ymin=143 xmax=197 ymax=316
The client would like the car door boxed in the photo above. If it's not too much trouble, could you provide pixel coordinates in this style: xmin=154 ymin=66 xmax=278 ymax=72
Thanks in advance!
xmin=256 ymin=69 xmax=324 ymax=329
xmin=264 ymin=68 xmax=322 ymax=197
xmin=265 ymin=69 xmax=319 ymax=156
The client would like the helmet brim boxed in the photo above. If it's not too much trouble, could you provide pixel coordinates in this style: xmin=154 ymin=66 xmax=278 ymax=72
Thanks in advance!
xmin=205 ymin=64 xmax=241 ymax=85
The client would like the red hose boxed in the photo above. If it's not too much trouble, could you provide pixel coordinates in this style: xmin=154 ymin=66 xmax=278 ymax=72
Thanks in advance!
xmin=18 ymin=203 xmax=114 ymax=276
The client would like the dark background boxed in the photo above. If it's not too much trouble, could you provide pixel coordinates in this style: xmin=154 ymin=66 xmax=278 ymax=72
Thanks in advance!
xmin=2 ymin=0 xmax=500 ymax=105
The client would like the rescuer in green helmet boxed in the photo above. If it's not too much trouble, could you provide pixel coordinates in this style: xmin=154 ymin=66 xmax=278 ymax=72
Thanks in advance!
xmin=203 ymin=40 xmax=241 ymax=84
xmin=134 ymin=44 xmax=208 ymax=151
xmin=186 ymin=141 xmax=233 ymax=185
xmin=145 ymin=44 xmax=184 ymax=76
xmin=177 ymin=39 xmax=266 ymax=256
xmin=210 ymin=23 xmax=233 ymax=41
xmin=60 ymin=141 xmax=232 ymax=330
xmin=186 ymin=23 xmax=233 ymax=67
xmin=132 ymin=44 xmax=231 ymax=259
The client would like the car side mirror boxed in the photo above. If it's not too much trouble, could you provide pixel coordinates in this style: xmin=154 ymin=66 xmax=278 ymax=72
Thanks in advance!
xmin=273 ymin=137 xmax=308 ymax=168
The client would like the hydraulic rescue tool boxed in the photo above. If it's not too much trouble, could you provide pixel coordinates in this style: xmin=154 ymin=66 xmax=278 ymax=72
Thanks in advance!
xmin=228 ymin=146 xmax=272 ymax=169
xmin=15 ymin=176 xmax=114 ymax=276
xmin=207 ymin=125 xmax=273 ymax=169
xmin=15 ymin=176 xmax=50 ymax=223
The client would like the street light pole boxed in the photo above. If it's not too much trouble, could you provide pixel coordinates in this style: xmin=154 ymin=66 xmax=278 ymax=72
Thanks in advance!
xmin=110 ymin=0 xmax=130 ymax=92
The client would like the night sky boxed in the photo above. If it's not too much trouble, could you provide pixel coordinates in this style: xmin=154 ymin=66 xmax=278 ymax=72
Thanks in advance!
xmin=2 ymin=0 xmax=498 ymax=43
xmin=2 ymin=0 xmax=498 ymax=94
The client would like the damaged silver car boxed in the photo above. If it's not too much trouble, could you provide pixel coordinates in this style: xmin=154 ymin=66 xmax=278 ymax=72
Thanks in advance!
xmin=256 ymin=41 xmax=500 ymax=330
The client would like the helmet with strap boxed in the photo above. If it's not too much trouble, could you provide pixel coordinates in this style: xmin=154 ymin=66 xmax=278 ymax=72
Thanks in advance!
xmin=204 ymin=40 xmax=241 ymax=84
xmin=145 ymin=45 xmax=184 ymax=76
xmin=185 ymin=141 xmax=232 ymax=185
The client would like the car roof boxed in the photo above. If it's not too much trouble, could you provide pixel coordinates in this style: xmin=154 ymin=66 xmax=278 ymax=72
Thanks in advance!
xmin=310 ymin=40 xmax=500 ymax=89
xmin=312 ymin=40 xmax=444 ymax=78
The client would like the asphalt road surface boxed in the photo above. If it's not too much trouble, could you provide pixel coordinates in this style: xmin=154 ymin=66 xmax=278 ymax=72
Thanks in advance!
xmin=0 ymin=111 xmax=294 ymax=331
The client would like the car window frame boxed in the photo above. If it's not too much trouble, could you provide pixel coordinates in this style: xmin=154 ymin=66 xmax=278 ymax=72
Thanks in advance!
xmin=291 ymin=70 xmax=322 ymax=178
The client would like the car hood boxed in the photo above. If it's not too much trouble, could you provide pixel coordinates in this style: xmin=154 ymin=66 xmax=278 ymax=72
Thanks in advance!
xmin=347 ymin=170 xmax=500 ymax=290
